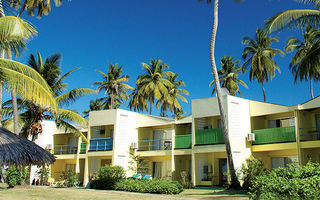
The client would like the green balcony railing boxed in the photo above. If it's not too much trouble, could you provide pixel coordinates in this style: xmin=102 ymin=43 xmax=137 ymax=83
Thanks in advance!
xmin=80 ymin=142 xmax=86 ymax=154
xmin=253 ymin=126 xmax=296 ymax=145
xmin=195 ymin=128 xmax=224 ymax=145
xmin=175 ymin=134 xmax=192 ymax=149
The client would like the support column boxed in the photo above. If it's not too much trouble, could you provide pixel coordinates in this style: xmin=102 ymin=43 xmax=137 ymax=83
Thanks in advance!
xmin=171 ymin=125 xmax=175 ymax=180
xmin=191 ymin=153 xmax=196 ymax=186
xmin=83 ymin=157 xmax=89 ymax=186
xmin=295 ymin=110 xmax=302 ymax=165
xmin=75 ymin=137 xmax=81 ymax=173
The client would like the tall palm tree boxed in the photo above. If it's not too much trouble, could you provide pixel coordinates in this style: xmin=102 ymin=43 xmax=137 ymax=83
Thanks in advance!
xmin=285 ymin=25 xmax=320 ymax=99
xmin=93 ymin=63 xmax=133 ymax=109
xmin=0 ymin=16 xmax=56 ymax=132
xmin=2 ymin=51 xmax=94 ymax=142
xmin=82 ymin=98 xmax=104 ymax=119
xmin=209 ymin=56 xmax=247 ymax=96
xmin=242 ymin=28 xmax=284 ymax=102
xmin=266 ymin=0 xmax=320 ymax=33
xmin=133 ymin=59 xmax=173 ymax=114
xmin=156 ymin=73 xmax=189 ymax=119
xmin=128 ymin=88 xmax=149 ymax=113
xmin=199 ymin=0 xmax=242 ymax=189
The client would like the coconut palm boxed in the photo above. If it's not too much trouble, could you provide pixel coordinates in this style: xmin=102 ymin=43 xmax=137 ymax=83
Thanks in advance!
xmin=156 ymin=73 xmax=189 ymax=119
xmin=133 ymin=59 xmax=173 ymax=114
xmin=198 ymin=0 xmax=243 ymax=189
xmin=285 ymin=25 xmax=320 ymax=99
xmin=128 ymin=88 xmax=149 ymax=113
xmin=266 ymin=0 xmax=320 ymax=33
xmin=242 ymin=28 xmax=284 ymax=102
xmin=2 ymin=51 xmax=94 ymax=142
xmin=93 ymin=63 xmax=133 ymax=110
xmin=209 ymin=56 xmax=247 ymax=96
xmin=82 ymin=98 xmax=104 ymax=119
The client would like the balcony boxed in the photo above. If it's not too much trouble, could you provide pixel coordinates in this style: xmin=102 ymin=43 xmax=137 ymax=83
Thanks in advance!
xmin=195 ymin=128 xmax=224 ymax=145
xmin=299 ymin=126 xmax=320 ymax=141
xmin=138 ymin=138 xmax=172 ymax=151
xmin=80 ymin=142 xmax=87 ymax=154
xmin=175 ymin=134 xmax=192 ymax=149
xmin=89 ymin=137 xmax=113 ymax=151
xmin=54 ymin=145 xmax=78 ymax=155
xmin=252 ymin=126 xmax=296 ymax=145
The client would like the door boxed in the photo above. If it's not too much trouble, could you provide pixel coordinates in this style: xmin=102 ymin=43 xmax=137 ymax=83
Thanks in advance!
xmin=316 ymin=114 xmax=320 ymax=139
xmin=219 ymin=159 xmax=228 ymax=186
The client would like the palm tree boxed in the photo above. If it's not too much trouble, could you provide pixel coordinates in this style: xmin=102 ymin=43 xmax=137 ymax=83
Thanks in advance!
xmin=266 ymin=0 xmax=320 ymax=33
xmin=285 ymin=25 xmax=320 ymax=99
xmin=128 ymin=88 xmax=149 ymax=113
xmin=93 ymin=63 xmax=133 ymax=109
xmin=156 ymin=73 xmax=189 ymax=119
xmin=198 ymin=0 xmax=242 ymax=189
xmin=133 ymin=59 xmax=173 ymax=114
xmin=0 ymin=16 xmax=56 ymax=131
xmin=82 ymin=98 xmax=104 ymax=119
xmin=242 ymin=28 xmax=284 ymax=102
xmin=2 ymin=51 xmax=94 ymax=142
xmin=209 ymin=56 xmax=247 ymax=96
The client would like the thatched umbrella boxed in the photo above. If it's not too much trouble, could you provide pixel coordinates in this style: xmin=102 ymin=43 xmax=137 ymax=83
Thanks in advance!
xmin=0 ymin=127 xmax=55 ymax=166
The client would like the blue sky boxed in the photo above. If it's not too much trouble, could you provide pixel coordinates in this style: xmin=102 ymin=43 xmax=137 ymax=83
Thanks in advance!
xmin=10 ymin=0 xmax=318 ymax=116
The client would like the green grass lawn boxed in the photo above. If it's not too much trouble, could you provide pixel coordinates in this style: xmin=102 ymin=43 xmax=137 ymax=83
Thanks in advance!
xmin=0 ymin=185 xmax=249 ymax=200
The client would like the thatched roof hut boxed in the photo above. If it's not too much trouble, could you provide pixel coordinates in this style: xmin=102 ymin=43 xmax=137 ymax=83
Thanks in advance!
xmin=0 ymin=127 xmax=55 ymax=166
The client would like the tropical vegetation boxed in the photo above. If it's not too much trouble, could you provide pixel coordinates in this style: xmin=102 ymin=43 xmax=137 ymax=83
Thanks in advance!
xmin=209 ymin=56 xmax=247 ymax=96
xmin=285 ymin=25 xmax=320 ymax=99
xmin=1 ymin=51 xmax=94 ymax=142
xmin=242 ymin=28 xmax=284 ymax=102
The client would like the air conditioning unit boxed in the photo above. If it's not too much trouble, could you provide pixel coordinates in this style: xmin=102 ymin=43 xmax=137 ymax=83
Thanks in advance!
xmin=131 ymin=142 xmax=138 ymax=150
xmin=247 ymin=133 xmax=255 ymax=142
xmin=45 ymin=144 xmax=53 ymax=150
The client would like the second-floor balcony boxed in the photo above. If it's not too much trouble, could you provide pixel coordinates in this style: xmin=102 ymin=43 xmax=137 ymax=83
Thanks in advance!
xmin=80 ymin=142 xmax=87 ymax=154
xmin=89 ymin=137 xmax=113 ymax=151
xmin=138 ymin=138 xmax=172 ymax=151
xmin=195 ymin=128 xmax=224 ymax=146
xmin=252 ymin=126 xmax=296 ymax=145
xmin=54 ymin=145 xmax=78 ymax=155
xmin=175 ymin=134 xmax=192 ymax=149
xmin=299 ymin=126 xmax=320 ymax=141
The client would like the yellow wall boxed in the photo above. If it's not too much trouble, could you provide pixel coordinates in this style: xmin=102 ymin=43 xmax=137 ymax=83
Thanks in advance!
xmin=175 ymin=124 xmax=191 ymax=135
xmin=174 ymin=155 xmax=191 ymax=182
xmin=51 ymin=159 xmax=77 ymax=180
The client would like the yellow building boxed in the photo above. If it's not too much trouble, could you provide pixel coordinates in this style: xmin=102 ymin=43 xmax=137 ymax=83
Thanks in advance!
xmin=49 ymin=95 xmax=320 ymax=187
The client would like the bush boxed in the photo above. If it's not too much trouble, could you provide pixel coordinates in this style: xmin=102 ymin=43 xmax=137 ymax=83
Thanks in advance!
xmin=114 ymin=178 xmax=184 ymax=194
xmin=90 ymin=165 xmax=125 ymax=190
xmin=250 ymin=162 xmax=320 ymax=200
xmin=60 ymin=169 xmax=78 ymax=187
xmin=241 ymin=158 xmax=268 ymax=191
xmin=36 ymin=167 xmax=50 ymax=185
xmin=5 ymin=166 xmax=21 ymax=188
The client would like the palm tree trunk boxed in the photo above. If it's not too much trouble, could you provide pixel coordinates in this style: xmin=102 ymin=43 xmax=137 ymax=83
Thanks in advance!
xmin=7 ymin=50 xmax=19 ymax=134
xmin=0 ymin=1 xmax=4 ymax=127
xmin=110 ymin=93 xmax=114 ymax=109
xmin=17 ymin=1 xmax=28 ymax=17
xmin=209 ymin=0 xmax=240 ymax=189
xmin=310 ymin=79 xmax=314 ymax=99
xmin=261 ymin=82 xmax=266 ymax=102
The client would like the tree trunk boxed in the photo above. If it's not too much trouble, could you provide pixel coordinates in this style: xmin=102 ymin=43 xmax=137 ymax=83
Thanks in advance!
xmin=310 ymin=79 xmax=314 ymax=99
xmin=261 ymin=82 xmax=266 ymax=102
xmin=209 ymin=0 xmax=240 ymax=189
xmin=0 ymin=1 xmax=4 ymax=127
xmin=17 ymin=1 xmax=27 ymax=17
xmin=7 ymin=50 xmax=19 ymax=135
xmin=110 ymin=93 xmax=114 ymax=109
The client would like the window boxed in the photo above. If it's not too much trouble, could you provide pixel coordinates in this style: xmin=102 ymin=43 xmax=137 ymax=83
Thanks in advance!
xmin=65 ymin=164 xmax=76 ymax=171
xmin=271 ymin=156 xmax=298 ymax=168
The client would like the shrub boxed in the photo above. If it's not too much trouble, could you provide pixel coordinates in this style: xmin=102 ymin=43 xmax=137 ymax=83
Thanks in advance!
xmin=249 ymin=162 xmax=320 ymax=200
xmin=90 ymin=165 xmax=125 ymax=190
xmin=5 ymin=166 xmax=21 ymax=188
xmin=241 ymin=158 xmax=268 ymax=190
xmin=36 ymin=167 xmax=50 ymax=185
xmin=114 ymin=178 xmax=184 ymax=194
xmin=179 ymin=171 xmax=193 ymax=189
xmin=60 ymin=169 xmax=78 ymax=187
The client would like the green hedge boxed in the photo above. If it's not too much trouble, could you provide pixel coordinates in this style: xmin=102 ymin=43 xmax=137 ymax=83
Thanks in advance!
xmin=250 ymin=162 xmax=320 ymax=199
xmin=114 ymin=178 xmax=184 ymax=194
xmin=91 ymin=165 xmax=125 ymax=190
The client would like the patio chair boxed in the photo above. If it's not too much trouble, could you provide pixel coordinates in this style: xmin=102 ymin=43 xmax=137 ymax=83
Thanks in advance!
xmin=132 ymin=173 xmax=142 ymax=179
xmin=48 ymin=178 xmax=57 ymax=187
xmin=142 ymin=174 xmax=152 ymax=180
